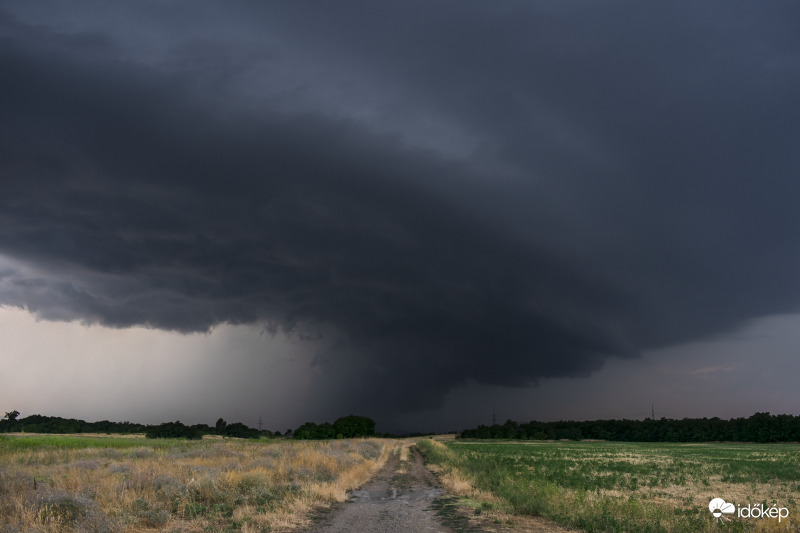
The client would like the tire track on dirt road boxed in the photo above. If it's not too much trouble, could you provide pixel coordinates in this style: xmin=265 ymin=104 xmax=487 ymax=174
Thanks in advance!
xmin=304 ymin=444 xmax=454 ymax=532
xmin=303 ymin=442 xmax=578 ymax=533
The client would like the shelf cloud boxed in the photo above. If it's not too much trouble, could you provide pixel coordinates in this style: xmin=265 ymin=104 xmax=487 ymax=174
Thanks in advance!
xmin=2 ymin=2 xmax=800 ymax=423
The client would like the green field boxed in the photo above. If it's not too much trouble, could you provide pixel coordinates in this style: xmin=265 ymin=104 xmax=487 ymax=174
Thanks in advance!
xmin=417 ymin=439 xmax=800 ymax=533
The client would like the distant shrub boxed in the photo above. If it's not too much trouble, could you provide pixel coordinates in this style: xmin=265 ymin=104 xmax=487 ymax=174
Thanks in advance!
xmin=145 ymin=421 xmax=201 ymax=440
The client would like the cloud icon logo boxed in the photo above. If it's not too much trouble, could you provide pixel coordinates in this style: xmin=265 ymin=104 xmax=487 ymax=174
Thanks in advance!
xmin=709 ymin=498 xmax=736 ymax=518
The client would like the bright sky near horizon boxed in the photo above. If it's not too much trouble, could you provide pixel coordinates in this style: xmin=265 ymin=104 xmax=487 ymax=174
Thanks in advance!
xmin=3 ymin=305 xmax=799 ymax=433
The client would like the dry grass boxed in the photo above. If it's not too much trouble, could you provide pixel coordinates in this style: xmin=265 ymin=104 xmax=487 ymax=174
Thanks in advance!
xmin=393 ymin=443 xmax=412 ymax=475
xmin=0 ymin=435 xmax=392 ymax=532
xmin=399 ymin=444 xmax=410 ymax=463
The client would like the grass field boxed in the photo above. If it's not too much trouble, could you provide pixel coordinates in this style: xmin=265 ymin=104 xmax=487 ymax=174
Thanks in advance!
xmin=0 ymin=434 xmax=391 ymax=532
xmin=417 ymin=439 xmax=800 ymax=533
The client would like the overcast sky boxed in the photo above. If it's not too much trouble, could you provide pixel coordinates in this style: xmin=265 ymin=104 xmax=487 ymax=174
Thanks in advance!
xmin=1 ymin=1 xmax=799 ymax=433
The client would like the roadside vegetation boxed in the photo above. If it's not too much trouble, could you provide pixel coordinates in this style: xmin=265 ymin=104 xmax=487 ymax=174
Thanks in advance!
xmin=417 ymin=439 xmax=800 ymax=533
xmin=0 ymin=434 xmax=392 ymax=532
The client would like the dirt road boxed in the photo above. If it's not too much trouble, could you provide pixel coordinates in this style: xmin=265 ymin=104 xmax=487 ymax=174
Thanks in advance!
xmin=304 ymin=443 xmax=575 ymax=533
xmin=306 ymin=444 xmax=455 ymax=532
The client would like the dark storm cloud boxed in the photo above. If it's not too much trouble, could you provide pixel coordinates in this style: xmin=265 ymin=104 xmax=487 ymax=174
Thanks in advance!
xmin=2 ymin=2 xmax=800 ymax=415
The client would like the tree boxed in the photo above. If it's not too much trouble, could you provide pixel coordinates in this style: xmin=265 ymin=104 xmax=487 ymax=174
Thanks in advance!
xmin=333 ymin=415 xmax=375 ymax=438
xmin=145 ymin=421 xmax=202 ymax=440
xmin=3 ymin=410 xmax=19 ymax=421
xmin=215 ymin=418 xmax=227 ymax=434
xmin=294 ymin=415 xmax=376 ymax=440
xmin=293 ymin=422 xmax=319 ymax=440
xmin=222 ymin=422 xmax=260 ymax=439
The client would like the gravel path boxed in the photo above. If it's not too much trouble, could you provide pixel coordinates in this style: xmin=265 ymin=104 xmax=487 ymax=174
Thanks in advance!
xmin=306 ymin=445 xmax=455 ymax=532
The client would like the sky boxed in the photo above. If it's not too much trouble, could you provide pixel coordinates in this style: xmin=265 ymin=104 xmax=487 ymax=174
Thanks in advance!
xmin=1 ymin=1 xmax=800 ymax=434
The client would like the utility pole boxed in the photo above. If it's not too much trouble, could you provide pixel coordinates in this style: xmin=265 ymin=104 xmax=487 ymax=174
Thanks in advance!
xmin=651 ymin=404 xmax=655 ymax=420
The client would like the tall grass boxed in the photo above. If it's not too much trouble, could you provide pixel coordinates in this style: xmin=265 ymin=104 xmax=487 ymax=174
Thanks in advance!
xmin=417 ymin=439 xmax=800 ymax=533
xmin=0 ymin=434 xmax=392 ymax=532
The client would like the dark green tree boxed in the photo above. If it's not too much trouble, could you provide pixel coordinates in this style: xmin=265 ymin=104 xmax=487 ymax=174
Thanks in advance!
xmin=333 ymin=415 xmax=375 ymax=438
xmin=293 ymin=422 xmax=319 ymax=440
xmin=145 ymin=421 xmax=202 ymax=440
xmin=222 ymin=422 xmax=260 ymax=439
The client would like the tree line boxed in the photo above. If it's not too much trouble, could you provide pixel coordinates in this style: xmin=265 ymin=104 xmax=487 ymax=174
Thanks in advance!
xmin=0 ymin=411 xmax=265 ymax=440
xmin=1 ymin=411 xmax=378 ymax=440
xmin=459 ymin=412 xmax=800 ymax=442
